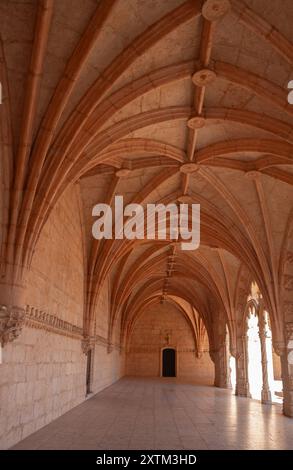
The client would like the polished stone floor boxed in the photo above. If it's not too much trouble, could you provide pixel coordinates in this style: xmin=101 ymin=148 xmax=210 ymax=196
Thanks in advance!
xmin=12 ymin=377 xmax=293 ymax=450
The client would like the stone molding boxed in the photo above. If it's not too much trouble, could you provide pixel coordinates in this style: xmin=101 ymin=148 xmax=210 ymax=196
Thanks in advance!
xmin=0 ymin=305 xmax=26 ymax=346
xmin=25 ymin=305 xmax=122 ymax=352
xmin=25 ymin=305 xmax=83 ymax=339
xmin=0 ymin=303 xmax=123 ymax=351
xmin=128 ymin=346 xmax=208 ymax=354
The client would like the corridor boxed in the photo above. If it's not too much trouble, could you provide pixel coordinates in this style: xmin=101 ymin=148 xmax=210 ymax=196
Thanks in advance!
xmin=12 ymin=378 xmax=293 ymax=450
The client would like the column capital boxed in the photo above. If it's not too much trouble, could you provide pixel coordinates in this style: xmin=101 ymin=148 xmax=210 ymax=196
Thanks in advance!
xmin=273 ymin=342 xmax=286 ymax=357
xmin=81 ymin=335 xmax=95 ymax=355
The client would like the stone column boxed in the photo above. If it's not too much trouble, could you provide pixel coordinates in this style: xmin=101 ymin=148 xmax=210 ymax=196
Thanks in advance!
xmin=280 ymin=323 xmax=293 ymax=417
xmin=211 ymin=349 xmax=221 ymax=387
xmin=225 ymin=330 xmax=233 ymax=389
xmin=213 ymin=337 xmax=231 ymax=389
xmin=235 ymin=334 xmax=250 ymax=397
xmin=81 ymin=335 xmax=96 ymax=396
xmin=258 ymin=311 xmax=272 ymax=404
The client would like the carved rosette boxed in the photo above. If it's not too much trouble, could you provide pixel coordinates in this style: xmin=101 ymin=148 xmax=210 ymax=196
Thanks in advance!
xmin=0 ymin=305 xmax=26 ymax=346
xmin=81 ymin=335 xmax=96 ymax=355
xmin=202 ymin=0 xmax=231 ymax=22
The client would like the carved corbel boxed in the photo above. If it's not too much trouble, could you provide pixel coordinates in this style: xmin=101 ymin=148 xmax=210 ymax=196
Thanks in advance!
xmin=0 ymin=305 xmax=26 ymax=346
xmin=81 ymin=335 xmax=96 ymax=355
xmin=273 ymin=340 xmax=286 ymax=357
xmin=196 ymin=350 xmax=203 ymax=359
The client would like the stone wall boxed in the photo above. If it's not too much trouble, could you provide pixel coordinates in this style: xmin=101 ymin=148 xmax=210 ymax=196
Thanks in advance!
xmin=126 ymin=302 xmax=214 ymax=383
xmin=92 ymin=344 xmax=124 ymax=393
xmin=0 ymin=186 xmax=124 ymax=449
xmin=26 ymin=185 xmax=85 ymax=327
xmin=272 ymin=350 xmax=282 ymax=380
xmin=92 ymin=279 xmax=125 ymax=394
xmin=0 ymin=328 xmax=86 ymax=449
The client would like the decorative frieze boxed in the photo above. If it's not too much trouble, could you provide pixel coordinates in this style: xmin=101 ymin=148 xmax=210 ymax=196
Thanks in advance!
xmin=128 ymin=346 xmax=205 ymax=354
xmin=0 ymin=305 xmax=26 ymax=346
xmin=25 ymin=305 xmax=83 ymax=339
xmin=0 ymin=304 xmax=123 ymax=352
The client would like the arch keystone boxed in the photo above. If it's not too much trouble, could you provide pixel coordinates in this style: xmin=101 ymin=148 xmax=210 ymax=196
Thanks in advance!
xmin=187 ymin=116 xmax=206 ymax=129
xmin=180 ymin=163 xmax=199 ymax=174
xmin=202 ymin=0 xmax=231 ymax=22
xmin=192 ymin=68 xmax=217 ymax=87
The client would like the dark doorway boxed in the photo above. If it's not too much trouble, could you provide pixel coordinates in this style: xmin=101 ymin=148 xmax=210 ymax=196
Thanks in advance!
xmin=162 ymin=348 xmax=176 ymax=377
xmin=86 ymin=349 xmax=92 ymax=395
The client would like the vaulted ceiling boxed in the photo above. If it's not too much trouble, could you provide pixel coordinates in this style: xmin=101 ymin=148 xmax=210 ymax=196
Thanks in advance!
xmin=0 ymin=0 xmax=292 ymax=349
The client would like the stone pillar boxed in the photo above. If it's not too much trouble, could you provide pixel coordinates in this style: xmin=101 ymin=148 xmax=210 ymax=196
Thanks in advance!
xmin=280 ymin=323 xmax=293 ymax=417
xmin=258 ymin=311 xmax=272 ymax=404
xmin=235 ymin=335 xmax=250 ymax=397
xmin=81 ymin=335 xmax=96 ymax=396
xmin=212 ymin=350 xmax=220 ymax=387
xmin=213 ymin=336 xmax=231 ymax=389
xmin=225 ymin=329 xmax=233 ymax=389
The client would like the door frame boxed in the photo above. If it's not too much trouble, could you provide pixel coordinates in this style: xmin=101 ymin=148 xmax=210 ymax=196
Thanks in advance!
xmin=160 ymin=346 xmax=177 ymax=377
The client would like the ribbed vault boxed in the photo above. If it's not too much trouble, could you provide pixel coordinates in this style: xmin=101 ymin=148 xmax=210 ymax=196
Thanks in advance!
xmin=0 ymin=0 xmax=292 ymax=357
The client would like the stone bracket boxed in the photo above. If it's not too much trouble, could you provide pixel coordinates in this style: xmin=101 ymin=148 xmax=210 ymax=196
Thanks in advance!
xmin=0 ymin=305 xmax=26 ymax=347
xmin=81 ymin=335 xmax=96 ymax=355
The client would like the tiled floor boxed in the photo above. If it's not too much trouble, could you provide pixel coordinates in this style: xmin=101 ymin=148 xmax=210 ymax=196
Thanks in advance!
xmin=12 ymin=377 xmax=293 ymax=450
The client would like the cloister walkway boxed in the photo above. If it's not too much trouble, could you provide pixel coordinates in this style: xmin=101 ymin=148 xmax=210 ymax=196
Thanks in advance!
xmin=12 ymin=377 xmax=293 ymax=450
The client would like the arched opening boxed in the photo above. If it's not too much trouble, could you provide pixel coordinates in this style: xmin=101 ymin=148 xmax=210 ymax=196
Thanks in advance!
xmin=226 ymin=325 xmax=236 ymax=390
xmin=245 ymin=282 xmax=283 ymax=405
xmin=265 ymin=312 xmax=283 ymax=404
xmin=162 ymin=348 xmax=176 ymax=377
xmin=229 ymin=355 xmax=236 ymax=390
xmin=247 ymin=304 xmax=262 ymax=400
